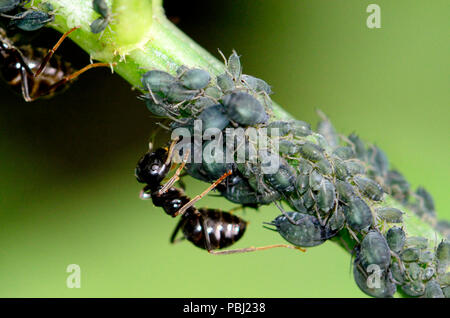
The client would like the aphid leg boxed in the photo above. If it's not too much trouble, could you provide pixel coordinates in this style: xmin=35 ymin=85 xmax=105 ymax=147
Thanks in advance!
xmin=28 ymin=62 xmax=115 ymax=102
xmin=174 ymin=170 xmax=232 ymax=217
xmin=35 ymin=26 xmax=80 ymax=77
xmin=208 ymin=244 xmax=306 ymax=255
xmin=158 ymin=150 xmax=189 ymax=195
xmin=346 ymin=225 xmax=360 ymax=243
xmin=274 ymin=201 xmax=298 ymax=225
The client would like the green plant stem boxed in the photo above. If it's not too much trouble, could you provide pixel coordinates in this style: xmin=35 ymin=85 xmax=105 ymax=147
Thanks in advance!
xmin=30 ymin=0 xmax=443 ymax=294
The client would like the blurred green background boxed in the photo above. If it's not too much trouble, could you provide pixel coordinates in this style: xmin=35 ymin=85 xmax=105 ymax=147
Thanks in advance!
xmin=0 ymin=0 xmax=448 ymax=297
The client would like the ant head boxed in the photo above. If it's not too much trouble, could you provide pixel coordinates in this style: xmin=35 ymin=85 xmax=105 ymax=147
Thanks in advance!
xmin=135 ymin=147 xmax=171 ymax=186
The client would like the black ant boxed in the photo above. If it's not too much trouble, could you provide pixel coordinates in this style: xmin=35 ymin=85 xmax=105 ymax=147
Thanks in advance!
xmin=0 ymin=26 xmax=113 ymax=102
xmin=135 ymin=140 xmax=305 ymax=254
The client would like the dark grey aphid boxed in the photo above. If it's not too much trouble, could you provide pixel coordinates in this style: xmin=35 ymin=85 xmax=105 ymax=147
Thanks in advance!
xmin=0 ymin=0 xmax=27 ymax=14
xmin=352 ymin=175 xmax=384 ymax=201
xmin=240 ymin=74 xmax=272 ymax=94
xmin=347 ymin=133 xmax=367 ymax=160
xmin=216 ymin=72 xmax=234 ymax=93
xmin=141 ymin=70 xmax=176 ymax=95
xmin=299 ymin=142 xmax=325 ymax=162
xmin=419 ymin=250 xmax=434 ymax=264
xmin=353 ymin=261 xmax=396 ymax=298
xmin=317 ymin=179 xmax=336 ymax=213
xmin=405 ymin=236 xmax=428 ymax=249
xmin=316 ymin=112 xmax=339 ymax=149
xmin=90 ymin=17 xmax=109 ymax=34
xmin=408 ymin=262 xmax=422 ymax=281
xmin=291 ymin=120 xmax=312 ymax=137
xmin=316 ymin=158 xmax=332 ymax=175
xmin=93 ymin=0 xmax=110 ymax=18
xmin=367 ymin=145 xmax=389 ymax=176
xmin=309 ymin=170 xmax=324 ymax=191
xmin=390 ymin=261 xmax=405 ymax=284
xmin=9 ymin=10 xmax=54 ymax=31
xmin=267 ymin=120 xmax=292 ymax=136
xmin=297 ymin=158 xmax=314 ymax=175
xmin=423 ymin=267 xmax=435 ymax=281
xmin=415 ymin=186 xmax=436 ymax=216
xmin=198 ymin=104 xmax=229 ymax=132
xmin=333 ymin=147 xmax=355 ymax=160
xmin=442 ymin=286 xmax=450 ymax=298
xmin=267 ymin=212 xmax=328 ymax=247
xmin=227 ymin=50 xmax=241 ymax=80
xmin=377 ymin=207 xmax=404 ymax=223
xmin=179 ymin=69 xmax=211 ymax=90
xmin=401 ymin=248 xmax=421 ymax=262
xmin=435 ymin=220 xmax=450 ymax=241
xmin=384 ymin=170 xmax=410 ymax=202
xmin=144 ymin=96 xmax=171 ymax=117
xmin=327 ymin=207 xmax=346 ymax=233
xmin=335 ymin=180 xmax=356 ymax=202
xmin=332 ymin=157 xmax=349 ymax=180
xmin=386 ymin=226 xmax=405 ymax=253
xmin=204 ymin=86 xmax=222 ymax=99
xmin=278 ymin=139 xmax=298 ymax=155
xmin=344 ymin=160 xmax=366 ymax=176
xmin=221 ymin=92 xmax=268 ymax=126
xmin=166 ymin=82 xmax=198 ymax=103
xmin=401 ymin=281 xmax=425 ymax=297
xmin=220 ymin=174 xmax=280 ymax=205
xmin=358 ymin=230 xmax=391 ymax=271
xmin=295 ymin=173 xmax=309 ymax=195
xmin=436 ymin=241 xmax=450 ymax=268
xmin=263 ymin=159 xmax=296 ymax=194
xmin=424 ymin=280 xmax=444 ymax=298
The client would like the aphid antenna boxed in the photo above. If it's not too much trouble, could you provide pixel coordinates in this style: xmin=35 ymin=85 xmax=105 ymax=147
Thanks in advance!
xmin=208 ymin=244 xmax=306 ymax=255
xmin=155 ymin=122 xmax=171 ymax=131
xmin=262 ymin=222 xmax=278 ymax=232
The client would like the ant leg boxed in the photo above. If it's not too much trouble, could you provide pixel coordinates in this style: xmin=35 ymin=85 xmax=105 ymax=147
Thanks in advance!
xmin=28 ymin=62 xmax=115 ymax=102
xmin=170 ymin=218 xmax=187 ymax=244
xmin=19 ymin=67 xmax=32 ymax=102
xmin=34 ymin=26 xmax=80 ymax=77
xmin=208 ymin=244 xmax=306 ymax=255
xmin=174 ymin=170 xmax=232 ymax=217
xmin=158 ymin=150 xmax=189 ymax=195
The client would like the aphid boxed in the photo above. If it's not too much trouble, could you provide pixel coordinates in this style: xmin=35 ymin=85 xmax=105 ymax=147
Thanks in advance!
xmin=419 ymin=250 xmax=434 ymax=264
xmin=141 ymin=70 xmax=176 ymax=96
xmin=267 ymin=120 xmax=292 ymax=136
xmin=332 ymin=157 xmax=350 ymax=180
xmin=278 ymin=139 xmax=298 ymax=155
xmin=326 ymin=206 xmax=346 ymax=233
xmin=263 ymin=158 xmax=296 ymax=194
xmin=316 ymin=110 xmax=339 ymax=149
xmin=316 ymin=158 xmax=332 ymax=175
xmin=221 ymin=92 xmax=268 ymax=126
xmin=136 ymin=144 xmax=297 ymax=254
xmin=385 ymin=226 xmax=405 ymax=253
xmin=216 ymin=72 xmax=234 ymax=93
xmin=347 ymin=133 xmax=367 ymax=160
xmin=407 ymin=262 xmax=422 ymax=281
xmin=401 ymin=281 xmax=425 ymax=297
xmin=333 ymin=146 xmax=355 ymax=160
xmin=401 ymin=248 xmax=421 ymax=262
xmin=291 ymin=120 xmax=312 ymax=137
xmin=240 ymin=74 xmax=272 ymax=94
xmin=436 ymin=241 xmax=450 ymax=268
xmin=298 ymin=142 xmax=324 ymax=162
xmin=197 ymin=103 xmax=229 ymax=132
xmin=384 ymin=170 xmax=410 ymax=202
xmin=265 ymin=212 xmax=329 ymax=247
xmin=295 ymin=173 xmax=309 ymax=195
xmin=202 ymin=141 xmax=234 ymax=180
xmin=344 ymin=160 xmax=366 ymax=176
xmin=352 ymin=175 xmax=384 ymax=201
xmin=166 ymin=82 xmax=199 ymax=103
xmin=405 ymin=236 xmax=428 ymax=249
xmin=204 ymin=86 xmax=222 ymax=99
xmin=8 ymin=9 xmax=54 ymax=31
xmin=423 ymin=267 xmax=435 ymax=281
xmin=353 ymin=261 xmax=396 ymax=298
xmin=90 ymin=0 xmax=113 ymax=34
xmin=338 ymin=194 xmax=373 ymax=231
xmin=226 ymin=50 xmax=241 ymax=80
xmin=309 ymin=170 xmax=324 ymax=191
xmin=0 ymin=26 xmax=112 ymax=102
xmin=415 ymin=186 xmax=436 ymax=216
xmin=367 ymin=145 xmax=389 ymax=177
xmin=424 ymin=280 xmax=444 ymax=298
xmin=376 ymin=207 xmax=404 ymax=223
xmin=0 ymin=0 xmax=28 ymax=14
xmin=316 ymin=179 xmax=336 ymax=213
xmin=357 ymin=230 xmax=391 ymax=271
xmin=390 ymin=261 xmax=405 ymax=284
xmin=179 ymin=68 xmax=210 ymax=90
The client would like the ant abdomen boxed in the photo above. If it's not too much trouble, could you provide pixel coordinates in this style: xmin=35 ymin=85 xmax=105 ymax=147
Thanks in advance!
xmin=182 ymin=209 xmax=247 ymax=250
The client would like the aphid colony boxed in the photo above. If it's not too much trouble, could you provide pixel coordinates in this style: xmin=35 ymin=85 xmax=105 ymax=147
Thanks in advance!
xmin=135 ymin=50 xmax=448 ymax=298
xmin=0 ymin=1 xmax=54 ymax=31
